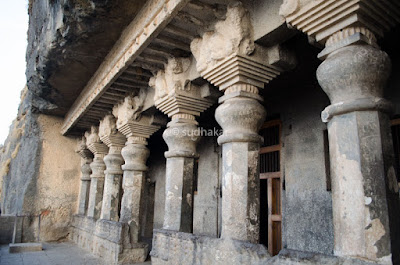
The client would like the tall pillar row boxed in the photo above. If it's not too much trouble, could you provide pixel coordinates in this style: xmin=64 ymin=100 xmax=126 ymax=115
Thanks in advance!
xmin=150 ymin=57 xmax=214 ymax=232
xmin=113 ymin=95 xmax=162 ymax=244
xmin=280 ymin=1 xmax=400 ymax=263
xmin=76 ymin=136 xmax=93 ymax=215
xmin=85 ymin=126 xmax=109 ymax=219
xmin=98 ymin=115 xmax=126 ymax=221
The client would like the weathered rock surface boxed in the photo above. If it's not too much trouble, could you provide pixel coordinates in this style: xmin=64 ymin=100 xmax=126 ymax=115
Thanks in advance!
xmin=0 ymin=85 xmax=81 ymax=242
xmin=26 ymin=0 xmax=145 ymax=115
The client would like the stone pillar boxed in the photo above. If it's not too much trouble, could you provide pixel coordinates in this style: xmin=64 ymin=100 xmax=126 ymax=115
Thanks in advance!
xmin=162 ymin=115 xmax=199 ymax=232
xmin=150 ymin=57 xmax=214 ymax=232
xmin=76 ymin=136 xmax=93 ymax=215
xmin=113 ymin=96 xmax=161 ymax=243
xmin=99 ymin=115 xmax=126 ymax=221
xmin=280 ymin=2 xmax=400 ymax=262
xmin=316 ymin=29 xmax=393 ymax=262
xmin=85 ymin=126 xmax=109 ymax=219
xmin=215 ymin=86 xmax=266 ymax=243
xmin=190 ymin=3 xmax=291 ymax=243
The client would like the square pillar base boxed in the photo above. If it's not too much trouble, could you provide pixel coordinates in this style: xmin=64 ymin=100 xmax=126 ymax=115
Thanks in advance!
xmin=70 ymin=214 xmax=148 ymax=264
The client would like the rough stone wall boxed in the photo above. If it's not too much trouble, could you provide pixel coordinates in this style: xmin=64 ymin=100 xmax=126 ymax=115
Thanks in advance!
xmin=0 ymin=87 xmax=80 ymax=242
xmin=1 ymin=88 xmax=41 ymax=216
xmin=31 ymin=115 xmax=80 ymax=241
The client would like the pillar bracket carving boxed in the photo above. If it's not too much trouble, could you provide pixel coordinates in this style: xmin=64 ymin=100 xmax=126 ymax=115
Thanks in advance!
xmin=113 ymin=95 xmax=162 ymax=140
xmin=113 ymin=96 xmax=164 ymax=171
xmin=99 ymin=115 xmax=126 ymax=148
xmin=150 ymin=57 xmax=214 ymax=119
xmin=191 ymin=2 xmax=295 ymax=94
xmin=85 ymin=126 xmax=109 ymax=162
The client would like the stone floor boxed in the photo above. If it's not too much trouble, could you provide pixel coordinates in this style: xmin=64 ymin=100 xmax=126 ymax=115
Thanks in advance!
xmin=0 ymin=242 xmax=152 ymax=265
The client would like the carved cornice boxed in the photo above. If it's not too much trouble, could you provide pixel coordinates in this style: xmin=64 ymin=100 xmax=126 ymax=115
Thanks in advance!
xmin=280 ymin=0 xmax=400 ymax=45
xmin=99 ymin=115 xmax=126 ymax=148
xmin=150 ymin=57 xmax=214 ymax=118
xmin=61 ymin=0 xmax=190 ymax=135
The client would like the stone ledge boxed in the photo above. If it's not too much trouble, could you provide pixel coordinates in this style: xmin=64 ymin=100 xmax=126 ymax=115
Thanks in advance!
xmin=9 ymin=243 xmax=43 ymax=253
xmin=71 ymin=214 xmax=97 ymax=234
xmin=150 ymin=229 xmax=270 ymax=265
xmin=94 ymin=219 xmax=125 ymax=244
xmin=70 ymin=215 xmax=149 ymax=264
xmin=150 ymin=229 xmax=383 ymax=265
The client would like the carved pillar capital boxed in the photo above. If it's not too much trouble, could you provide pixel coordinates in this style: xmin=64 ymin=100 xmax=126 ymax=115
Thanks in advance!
xmin=76 ymin=136 xmax=94 ymax=180
xmin=99 ymin=114 xmax=126 ymax=149
xmin=113 ymin=96 xmax=163 ymax=171
xmin=113 ymin=96 xmax=162 ymax=140
xmin=190 ymin=2 xmax=294 ymax=94
xmin=150 ymin=56 xmax=214 ymax=120
xmin=317 ymin=44 xmax=392 ymax=122
xmin=85 ymin=126 xmax=109 ymax=158
xmin=280 ymin=0 xmax=400 ymax=57
xmin=76 ymin=136 xmax=94 ymax=161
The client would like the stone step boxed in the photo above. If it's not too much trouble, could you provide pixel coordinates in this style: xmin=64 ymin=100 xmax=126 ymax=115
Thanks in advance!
xmin=9 ymin=243 xmax=43 ymax=253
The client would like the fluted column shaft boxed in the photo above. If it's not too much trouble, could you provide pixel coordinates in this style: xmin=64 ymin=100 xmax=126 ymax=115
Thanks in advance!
xmin=162 ymin=116 xmax=199 ymax=232
xmin=119 ymin=136 xmax=149 ymax=243
xmin=317 ymin=30 xmax=394 ymax=263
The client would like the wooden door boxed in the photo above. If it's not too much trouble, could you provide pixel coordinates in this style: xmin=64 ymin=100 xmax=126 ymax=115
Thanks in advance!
xmin=259 ymin=120 xmax=282 ymax=256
